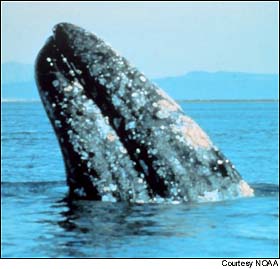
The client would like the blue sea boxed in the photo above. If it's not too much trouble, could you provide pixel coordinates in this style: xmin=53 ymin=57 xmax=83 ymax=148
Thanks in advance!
xmin=1 ymin=101 xmax=279 ymax=258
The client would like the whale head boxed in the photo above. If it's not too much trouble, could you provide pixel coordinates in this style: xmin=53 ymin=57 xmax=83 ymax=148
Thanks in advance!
xmin=35 ymin=23 xmax=254 ymax=203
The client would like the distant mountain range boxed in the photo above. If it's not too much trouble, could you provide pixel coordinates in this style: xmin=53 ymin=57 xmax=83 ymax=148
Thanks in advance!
xmin=1 ymin=62 xmax=279 ymax=101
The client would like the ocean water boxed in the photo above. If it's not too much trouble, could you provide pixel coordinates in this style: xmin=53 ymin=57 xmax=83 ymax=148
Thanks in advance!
xmin=1 ymin=101 xmax=279 ymax=258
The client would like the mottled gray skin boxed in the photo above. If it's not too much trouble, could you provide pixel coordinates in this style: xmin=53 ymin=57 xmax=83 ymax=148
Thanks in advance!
xmin=36 ymin=38 xmax=149 ymax=202
xmin=35 ymin=23 xmax=253 ymax=203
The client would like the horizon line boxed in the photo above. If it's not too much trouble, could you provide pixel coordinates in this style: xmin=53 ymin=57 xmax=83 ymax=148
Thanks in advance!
xmin=2 ymin=98 xmax=279 ymax=103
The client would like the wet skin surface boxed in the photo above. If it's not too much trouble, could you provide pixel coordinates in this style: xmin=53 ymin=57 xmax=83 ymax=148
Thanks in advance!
xmin=35 ymin=23 xmax=253 ymax=203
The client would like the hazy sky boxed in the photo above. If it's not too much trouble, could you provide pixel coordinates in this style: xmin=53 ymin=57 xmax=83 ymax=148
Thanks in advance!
xmin=2 ymin=1 xmax=279 ymax=78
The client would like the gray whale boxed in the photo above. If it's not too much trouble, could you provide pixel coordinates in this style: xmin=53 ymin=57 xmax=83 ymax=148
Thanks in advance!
xmin=35 ymin=23 xmax=253 ymax=203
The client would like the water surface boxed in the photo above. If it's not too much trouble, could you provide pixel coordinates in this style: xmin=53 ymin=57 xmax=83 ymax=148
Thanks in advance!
xmin=1 ymin=101 xmax=279 ymax=257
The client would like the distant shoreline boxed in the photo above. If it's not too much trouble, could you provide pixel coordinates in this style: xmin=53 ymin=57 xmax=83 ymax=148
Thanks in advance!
xmin=177 ymin=99 xmax=279 ymax=103
xmin=1 ymin=99 xmax=279 ymax=103
xmin=1 ymin=99 xmax=41 ymax=103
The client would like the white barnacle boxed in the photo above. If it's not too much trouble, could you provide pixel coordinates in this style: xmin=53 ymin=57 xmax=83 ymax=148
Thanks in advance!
xmin=46 ymin=57 xmax=51 ymax=62
xmin=109 ymin=184 xmax=117 ymax=192
xmin=131 ymin=92 xmax=138 ymax=98
xmin=217 ymin=160 xmax=223 ymax=165
xmin=87 ymin=161 xmax=92 ymax=168
xmin=64 ymin=85 xmax=72 ymax=92
xmin=73 ymin=81 xmax=83 ymax=89
xmin=139 ymin=75 xmax=146 ymax=82
xmin=119 ymin=146 xmax=127 ymax=154
xmin=103 ymin=186 xmax=110 ymax=192
xmin=85 ymin=119 xmax=92 ymax=125
xmin=66 ymin=117 xmax=73 ymax=124
xmin=81 ymin=151 xmax=89 ymax=160
xmin=52 ymin=80 xmax=59 ymax=87
xmin=54 ymin=120 xmax=62 ymax=128
xmin=107 ymin=133 xmax=116 ymax=142
xmin=73 ymin=87 xmax=80 ymax=95
xmin=112 ymin=95 xmax=121 ymax=107
xmin=151 ymin=149 xmax=158 ymax=155
xmin=102 ymin=194 xmax=117 ymax=203
xmin=127 ymin=80 xmax=133 ymax=88
xmin=136 ymin=148 xmax=141 ymax=154
xmin=99 ymin=78 xmax=107 ymax=86
xmin=104 ymin=116 xmax=110 ymax=124
xmin=85 ymin=103 xmax=96 ymax=114
xmin=69 ymin=70 xmax=75 ymax=76
xmin=156 ymin=110 xmax=169 ymax=119
xmin=125 ymin=121 xmax=136 ymax=130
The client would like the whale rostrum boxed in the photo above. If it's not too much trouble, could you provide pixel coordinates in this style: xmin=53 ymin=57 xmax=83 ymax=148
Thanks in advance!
xmin=35 ymin=23 xmax=254 ymax=203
